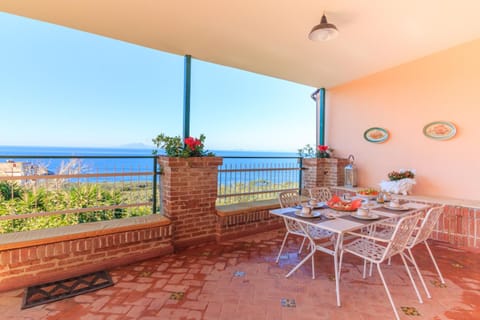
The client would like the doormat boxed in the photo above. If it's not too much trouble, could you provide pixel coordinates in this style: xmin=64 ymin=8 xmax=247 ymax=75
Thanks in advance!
xmin=22 ymin=270 xmax=114 ymax=309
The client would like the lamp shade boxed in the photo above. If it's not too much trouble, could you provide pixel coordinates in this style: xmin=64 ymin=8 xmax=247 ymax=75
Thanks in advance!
xmin=308 ymin=14 xmax=338 ymax=41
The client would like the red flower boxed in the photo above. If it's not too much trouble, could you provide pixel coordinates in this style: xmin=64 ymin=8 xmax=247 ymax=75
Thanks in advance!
xmin=184 ymin=137 xmax=202 ymax=151
xmin=317 ymin=145 xmax=329 ymax=152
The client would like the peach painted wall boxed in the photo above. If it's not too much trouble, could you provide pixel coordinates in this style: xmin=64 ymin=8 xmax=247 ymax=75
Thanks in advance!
xmin=327 ymin=39 xmax=480 ymax=201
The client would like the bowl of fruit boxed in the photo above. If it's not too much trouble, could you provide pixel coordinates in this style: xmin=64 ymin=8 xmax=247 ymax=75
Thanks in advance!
xmin=356 ymin=188 xmax=379 ymax=200
xmin=327 ymin=195 xmax=362 ymax=211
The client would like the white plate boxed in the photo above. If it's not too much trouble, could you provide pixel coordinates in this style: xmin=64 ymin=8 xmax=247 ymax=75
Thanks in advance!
xmin=351 ymin=213 xmax=380 ymax=220
xmin=295 ymin=210 xmax=322 ymax=218
xmin=383 ymin=204 xmax=410 ymax=211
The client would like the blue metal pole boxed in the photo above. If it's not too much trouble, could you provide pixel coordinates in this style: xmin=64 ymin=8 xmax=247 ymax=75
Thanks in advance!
xmin=298 ymin=157 xmax=303 ymax=195
xmin=152 ymin=157 xmax=158 ymax=214
xmin=183 ymin=55 xmax=192 ymax=140
xmin=319 ymin=88 xmax=326 ymax=145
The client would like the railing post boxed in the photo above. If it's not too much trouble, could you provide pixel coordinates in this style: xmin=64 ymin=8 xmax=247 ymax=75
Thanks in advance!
xmin=298 ymin=157 xmax=303 ymax=195
xmin=152 ymin=156 xmax=158 ymax=214
xmin=319 ymin=88 xmax=326 ymax=146
xmin=183 ymin=55 xmax=192 ymax=140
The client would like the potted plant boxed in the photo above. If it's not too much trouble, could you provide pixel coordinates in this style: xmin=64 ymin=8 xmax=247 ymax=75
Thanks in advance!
xmin=152 ymin=133 xmax=215 ymax=157
xmin=298 ymin=144 xmax=333 ymax=158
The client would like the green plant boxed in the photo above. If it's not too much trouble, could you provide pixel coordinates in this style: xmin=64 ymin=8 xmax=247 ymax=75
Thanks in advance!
xmin=388 ymin=170 xmax=415 ymax=181
xmin=152 ymin=133 xmax=215 ymax=157
xmin=0 ymin=181 xmax=23 ymax=200
xmin=298 ymin=144 xmax=332 ymax=158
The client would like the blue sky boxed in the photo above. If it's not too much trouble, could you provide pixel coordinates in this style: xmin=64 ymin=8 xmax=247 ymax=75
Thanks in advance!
xmin=0 ymin=13 xmax=316 ymax=152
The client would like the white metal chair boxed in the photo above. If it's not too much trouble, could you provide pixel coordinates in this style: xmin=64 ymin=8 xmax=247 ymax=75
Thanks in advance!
xmin=278 ymin=190 xmax=301 ymax=208
xmin=375 ymin=206 xmax=446 ymax=299
xmin=276 ymin=191 xmax=306 ymax=262
xmin=339 ymin=213 xmax=423 ymax=320
xmin=276 ymin=191 xmax=331 ymax=264
xmin=308 ymin=186 xmax=332 ymax=202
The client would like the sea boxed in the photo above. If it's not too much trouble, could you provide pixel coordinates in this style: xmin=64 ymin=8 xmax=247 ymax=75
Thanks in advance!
xmin=0 ymin=145 xmax=299 ymax=173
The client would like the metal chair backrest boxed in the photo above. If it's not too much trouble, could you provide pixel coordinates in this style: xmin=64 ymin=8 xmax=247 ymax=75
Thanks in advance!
xmin=410 ymin=206 xmax=445 ymax=247
xmin=278 ymin=191 xmax=301 ymax=208
xmin=308 ymin=187 xmax=332 ymax=202
xmin=383 ymin=213 xmax=421 ymax=260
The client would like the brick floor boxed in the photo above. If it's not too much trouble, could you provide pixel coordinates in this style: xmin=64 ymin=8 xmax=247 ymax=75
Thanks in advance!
xmin=1 ymin=229 xmax=479 ymax=319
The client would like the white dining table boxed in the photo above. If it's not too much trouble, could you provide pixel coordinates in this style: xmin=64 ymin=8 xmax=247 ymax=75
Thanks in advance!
xmin=269 ymin=201 xmax=431 ymax=307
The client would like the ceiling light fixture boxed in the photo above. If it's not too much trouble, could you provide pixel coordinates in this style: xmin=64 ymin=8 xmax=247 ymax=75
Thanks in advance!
xmin=308 ymin=13 xmax=338 ymax=41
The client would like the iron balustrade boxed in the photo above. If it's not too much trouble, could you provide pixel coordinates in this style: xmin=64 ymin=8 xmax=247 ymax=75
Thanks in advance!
xmin=0 ymin=155 xmax=161 ymax=234
xmin=217 ymin=156 xmax=303 ymax=205
xmin=1 ymin=154 xmax=304 ymax=231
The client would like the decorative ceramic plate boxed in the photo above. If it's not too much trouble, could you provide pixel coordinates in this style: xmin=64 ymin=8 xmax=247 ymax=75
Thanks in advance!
xmin=383 ymin=204 xmax=410 ymax=211
xmin=295 ymin=210 xmax=322 ymax=218
xmin=351 ymin=213 xmax=380 ymax=220
xmin=364 ymin=127 xmax=389 ymax=143
xmin=423 ymin=121 xmax=456 ymax=140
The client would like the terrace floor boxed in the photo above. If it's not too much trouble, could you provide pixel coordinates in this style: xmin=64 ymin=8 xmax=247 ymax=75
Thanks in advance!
xmin=1 ymin=229 xmax=479 ymax=320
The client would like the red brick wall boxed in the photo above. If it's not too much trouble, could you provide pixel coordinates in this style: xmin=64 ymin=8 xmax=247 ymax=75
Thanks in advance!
xmin=431 ymin=205 xmax=480 ymax=249
xmin=216 ymin=205 xmax=283 ymax=241
xmin=302 ymin=158 xmax=349 ymax=192
xmin=159 ymin=156 xmax=223 ymax=249
xmin=0 ymin=224 xmax=173 ymax=292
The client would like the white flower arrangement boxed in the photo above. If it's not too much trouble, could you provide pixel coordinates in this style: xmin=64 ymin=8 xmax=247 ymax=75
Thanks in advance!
xmin=379 ymin=169 xmax=416 ymax=195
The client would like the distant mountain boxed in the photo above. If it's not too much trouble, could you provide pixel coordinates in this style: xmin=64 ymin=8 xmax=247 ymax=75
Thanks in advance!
xmin=117 ymin=143 xmax=152 ymax=149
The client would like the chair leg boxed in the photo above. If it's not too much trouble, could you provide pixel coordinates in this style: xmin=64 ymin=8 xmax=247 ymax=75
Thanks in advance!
xmin=276 ymin=232 xmax=290 ymax=263
xmin=407 ymin=248 xmax=431 ymax=299
xmin=299 ymin=237 xmax=307 ymax=254
xmin=376 ymin=263 xmax=401 ymax=320
xmin=400 ymin=252 xmax=423 ymax=304
xmin=362 ymin=259 xmax=367 ymax=279
xmin=311 ymin=242 xmax=316 ymax=280
xmin=424 ymin=241 xmax=445 ymax=284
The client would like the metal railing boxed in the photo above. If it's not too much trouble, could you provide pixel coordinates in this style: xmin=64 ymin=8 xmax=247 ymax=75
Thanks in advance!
xmin=217 ymin=156 xmax=302 ymax=205
xmin=0 ymin=155 xmax=161 ymax=234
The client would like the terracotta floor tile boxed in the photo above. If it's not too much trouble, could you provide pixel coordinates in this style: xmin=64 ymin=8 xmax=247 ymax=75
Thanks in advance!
xmin=78 ymin=315 xmax=106 ymax=320
xmin=1 ymin=230 xmax=479 ymax=319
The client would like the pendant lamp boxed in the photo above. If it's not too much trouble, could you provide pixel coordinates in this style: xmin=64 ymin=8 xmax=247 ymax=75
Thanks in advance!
xmin=308 ymin=13 xmax=338 ymax=41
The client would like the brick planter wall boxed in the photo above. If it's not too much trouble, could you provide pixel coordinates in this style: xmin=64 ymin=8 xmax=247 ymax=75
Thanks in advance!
xmin=302 ymin=158 xmax=349 ymax=191
xmin=429 ymin=205 xmax=479 ymax=248
xmin=216 ymin=201 xmax=283 ymax=241
xmin=158 ymin=156 xmax=223 ymax=249
xmin=0 ymin=216 xmax=173 ymax=292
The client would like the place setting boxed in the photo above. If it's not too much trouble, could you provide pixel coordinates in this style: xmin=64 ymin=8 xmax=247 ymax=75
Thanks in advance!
xmin=339 ymin=206 xmax=387 ymax=224
xmin=373 ymin=199 xmax=414 ymax=214
xmin=288 ymin=203 xmax=332 ymax=221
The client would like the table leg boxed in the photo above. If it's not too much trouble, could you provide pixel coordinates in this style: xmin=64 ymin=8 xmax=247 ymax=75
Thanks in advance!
xmin=285 ymin=249 xmax=315 ymax=278
xmin=334 ymin=233 xmax=343 ymax=307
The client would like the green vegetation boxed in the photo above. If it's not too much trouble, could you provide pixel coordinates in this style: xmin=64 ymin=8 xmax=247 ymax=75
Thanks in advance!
xmin=217 ymin=180 xmax=298 ymax=205
xmin=0 ymin=181 xmax=154 ymax=234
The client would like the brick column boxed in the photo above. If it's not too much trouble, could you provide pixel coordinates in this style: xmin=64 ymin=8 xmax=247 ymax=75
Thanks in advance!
xmin=302 ymin=158 xmax=349 ymax=191
xmin=158 ymin=156 xmax=223 ymax=250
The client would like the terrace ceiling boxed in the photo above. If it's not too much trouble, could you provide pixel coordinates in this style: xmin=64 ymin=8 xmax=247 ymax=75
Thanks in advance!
xmin=2 ymin=0 xmax=480 ymax=88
